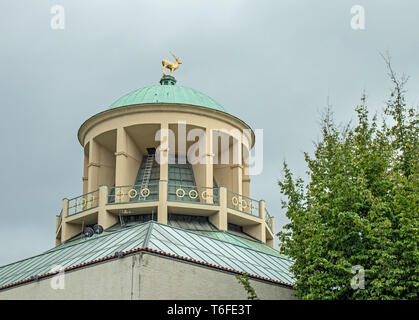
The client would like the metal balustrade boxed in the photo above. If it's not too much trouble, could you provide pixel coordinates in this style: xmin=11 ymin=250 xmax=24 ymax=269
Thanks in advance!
xmin=68 ymin=189 xmax=99 ymax=216
xmin=168 ymin=183 xmax=219 ymax=205
xmin=227 ymin=190 xmax=259 ymax=217
xmin=62 ymin=183 xmax=274 ymax=229
xmin=265 ymin=208 xmax=273 ymax=232
xmin=108 ymin=182 xmax=159 ymax=204
xmin=56 ymin=210 xmax=62 ymax=231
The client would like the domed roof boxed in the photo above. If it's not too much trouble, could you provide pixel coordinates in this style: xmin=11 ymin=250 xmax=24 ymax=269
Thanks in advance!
xmin=109 ymin=76 xmax=226 ymax=113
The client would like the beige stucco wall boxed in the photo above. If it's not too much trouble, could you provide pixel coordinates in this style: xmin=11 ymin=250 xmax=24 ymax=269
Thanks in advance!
xmin=138 ymin=253 xmax=296 ymax=300
xmin=213 ymin=164 xmax=232 ymax=190
xmin=0 ymin=253 xmax=296 ymax=300
xmin=97 ymin=143 xmax=116 ymax=188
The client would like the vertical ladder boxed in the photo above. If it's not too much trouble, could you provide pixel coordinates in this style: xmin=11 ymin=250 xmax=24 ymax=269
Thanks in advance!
xmin=119 ymin=214 xmax=125 ymax=227
xmin=140 ymin=153 xmax=155 ymax=190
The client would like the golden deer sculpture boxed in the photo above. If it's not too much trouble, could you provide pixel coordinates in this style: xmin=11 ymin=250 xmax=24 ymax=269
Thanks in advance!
xmin=162 ymin=52 xmax=182 ymax=76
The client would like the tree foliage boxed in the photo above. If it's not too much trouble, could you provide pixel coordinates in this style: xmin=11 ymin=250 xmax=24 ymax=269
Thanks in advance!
xmin=236 ymin=273 xmax=259 ymax=300
xmin=277 ymin=58 xmax=419 ymax=300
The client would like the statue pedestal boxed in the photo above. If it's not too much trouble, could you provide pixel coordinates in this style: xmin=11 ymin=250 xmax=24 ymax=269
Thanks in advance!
xmin=160 ymin=75 xmax=177 ymax=85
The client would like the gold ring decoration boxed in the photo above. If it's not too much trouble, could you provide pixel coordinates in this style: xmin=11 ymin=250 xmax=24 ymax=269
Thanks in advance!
xmin=232 ymin=196 xmax=239 ymax=206
xmin=89 ymin=195 xmax=95 ymax=203
xmin=189 ymin=189 xmax=199 ymax=199
xmin=241 ymin=199 xmax=248 ymax=209
xmin=81 ymin=198 xmax=87 ymax=207
xmin=128 ymin=188 xmax=138 ymax=199
xmin=176 ymin=188 xmax=185 ymax=198
xmin=140 ymin=188 xmax=150 ymax=198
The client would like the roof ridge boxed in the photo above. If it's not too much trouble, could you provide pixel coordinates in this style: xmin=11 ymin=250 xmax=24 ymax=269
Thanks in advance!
xmin=143 ymin=220 xmax=155 ymax=247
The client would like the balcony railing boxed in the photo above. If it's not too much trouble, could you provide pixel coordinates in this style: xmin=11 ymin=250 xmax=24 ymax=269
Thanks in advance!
xmin=265 ymin=208 xmax=273 ymax=232
xmin=227 ymin=190 xmax=259 ymax=217
xmin=63 ymin=183 xmax=273 ymax=228
xmin=168 ymin=183 xmax=219 ymax=205
xmin=108 ymin=182 xmax=159 ymax=204
xmin=68 ymin=189 xmax=99 ymax=217
xmin=56 ymin=209 xmax=62 ymax=232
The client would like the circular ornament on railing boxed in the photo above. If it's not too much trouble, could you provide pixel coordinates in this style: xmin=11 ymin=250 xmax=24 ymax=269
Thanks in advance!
xmin=232 ymin=196 xmax=239 ymax=206
xmin=89 ymin=195 xmax=95 ymax=203
xmin=81 ymin=198 xmax=87 ymax=207
xmin=241 ymin=199 xmax=248 ymax=209
xmin=189 ymin=189 xmax=199 ymax=199
xmin=140 ymin=188 xmax=150 ymax=198
xmin=176 ymin=188 xmax=186 ymax=198
xmin=128 ymin=188 xmax=138 ymax=199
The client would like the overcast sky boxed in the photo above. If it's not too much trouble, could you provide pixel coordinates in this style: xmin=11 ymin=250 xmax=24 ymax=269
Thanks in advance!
xmin=0 ymin=0 xmax=418 ymax=266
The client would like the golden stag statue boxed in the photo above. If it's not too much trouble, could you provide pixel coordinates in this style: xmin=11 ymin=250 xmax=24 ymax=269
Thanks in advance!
xmin=162 ymin=52 xmax=182 ymax=76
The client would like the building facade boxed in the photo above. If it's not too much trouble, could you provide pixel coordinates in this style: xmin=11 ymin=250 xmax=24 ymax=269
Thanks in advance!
xmin=0 ymin=73 xmax=295 ymax=299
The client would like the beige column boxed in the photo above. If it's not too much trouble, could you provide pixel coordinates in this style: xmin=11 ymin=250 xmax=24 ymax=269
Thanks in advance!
xmin=231 ymin=163 xmax=243 ymax=212
xmin=159 ymin=122 xmax=169 ymax=181
xmin=97 ymin=185 xmax=117 ymax=229
xmin=62 ymin=198 xmax=69 ymax=218
xmin=87 ymin=139 xmax=100 ymax=193
xmin=82 ymin=151 xmax=89 ymax=194
xmin=231 ymin=165 xmax=243 ymax=195
xmin=204 ymin=127 xmax=214 ymax=203
xmin=61 ymin=198 xmax=81 ymax=242
xmin=242 ymin=163 xmax=250 ymax=198
xmin=259 ymin=200 xmax=267 ymax=242
xmin=115 ymin=127 xmax=128 ymax=186
xmin=231 ymin=132 xmax=243 ymax=196
xmin=158 ymin=123 xmax=169 ymax=224
xmin=209 ymin=186 xmax=227 ymax=231
xmin=158 ymin=180 xmax=168 ymax=224
xmin=114 ymin=127 xmax=129 ymax=203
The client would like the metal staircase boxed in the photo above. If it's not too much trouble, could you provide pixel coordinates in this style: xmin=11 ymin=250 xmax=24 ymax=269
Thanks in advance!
xmin=140 ymin=153 xmax=155 ymax=189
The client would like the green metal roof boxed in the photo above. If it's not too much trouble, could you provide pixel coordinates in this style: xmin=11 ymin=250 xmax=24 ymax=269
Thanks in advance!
xmin=0 ymin=221 xmax=294 ymax=290
xmin=109 ymin=83 xmax=227 ymax=113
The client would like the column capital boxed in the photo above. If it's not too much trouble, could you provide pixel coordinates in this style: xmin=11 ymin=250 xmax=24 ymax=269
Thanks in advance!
xmin=114 ymin=151 xmax=128 ymax=157
xmin=88 ymin=162 xmax=100 ymax=168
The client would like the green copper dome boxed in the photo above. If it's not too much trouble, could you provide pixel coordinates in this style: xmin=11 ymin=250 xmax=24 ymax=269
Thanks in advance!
xmin=109 ymin=76 xmax=226 ymax=113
